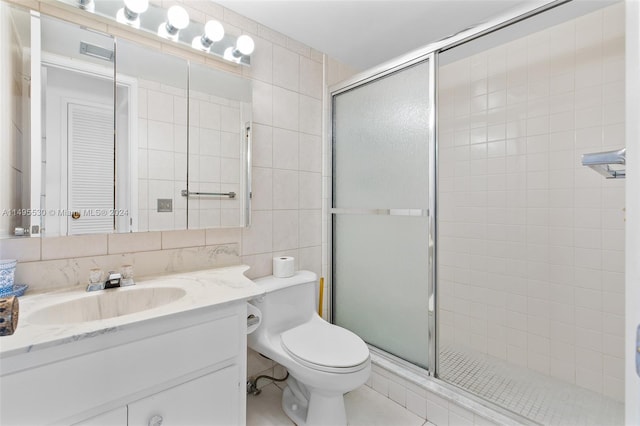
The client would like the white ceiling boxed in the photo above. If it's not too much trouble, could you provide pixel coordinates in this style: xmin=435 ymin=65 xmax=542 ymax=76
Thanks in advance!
xmin=217 ymin=0 xmax=546 ymax=71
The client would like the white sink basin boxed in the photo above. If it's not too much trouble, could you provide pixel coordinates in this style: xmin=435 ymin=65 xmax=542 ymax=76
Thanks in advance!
xmin=26 ymin=287 xmax=187 ymax=325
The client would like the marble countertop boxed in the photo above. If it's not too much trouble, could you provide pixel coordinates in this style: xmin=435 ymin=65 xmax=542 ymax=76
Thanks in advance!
xmin=0 ymin=265 xmax=263 ymax=358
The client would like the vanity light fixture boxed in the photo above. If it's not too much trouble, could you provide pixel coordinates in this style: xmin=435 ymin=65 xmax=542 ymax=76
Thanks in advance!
xmin=191 ymin=20 xmax=225 ymax=52
xmin=61 ymin=0 xmax=254 ymax=65
xmin=157 ymin=5 xmax=189 ymax=41
xmin=77 ymin=0 xmax=94 ymax=12
xmin=116 ymin=0 xmax=148 ymax=29
xmin=224 ymin=34 xmax=255 ymax=62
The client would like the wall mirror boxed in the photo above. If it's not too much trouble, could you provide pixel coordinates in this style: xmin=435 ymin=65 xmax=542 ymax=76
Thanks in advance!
xmin=0 ymin=3 xmax=252 ymax=238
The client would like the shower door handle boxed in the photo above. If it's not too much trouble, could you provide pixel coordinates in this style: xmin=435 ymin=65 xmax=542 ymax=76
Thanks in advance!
xmin=636 ymin=324 xmax=640 ymax=377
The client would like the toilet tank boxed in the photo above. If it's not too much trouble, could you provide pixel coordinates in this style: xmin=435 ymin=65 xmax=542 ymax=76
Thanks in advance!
xmin=250 ymin=271 xmax=318 ymax=335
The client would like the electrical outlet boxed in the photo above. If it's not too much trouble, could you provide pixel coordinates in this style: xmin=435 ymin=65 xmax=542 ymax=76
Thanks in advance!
xmin=157 ymin=199 xmax=173 ymax=212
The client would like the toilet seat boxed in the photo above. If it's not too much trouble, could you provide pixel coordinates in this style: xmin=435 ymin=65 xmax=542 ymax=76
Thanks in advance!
xmin=281 ymin=320 xmax=370 ymax=374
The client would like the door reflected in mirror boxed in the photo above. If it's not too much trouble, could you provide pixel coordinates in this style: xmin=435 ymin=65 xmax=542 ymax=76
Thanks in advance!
xmin=39 ymin=16 xmax=118 ymax=236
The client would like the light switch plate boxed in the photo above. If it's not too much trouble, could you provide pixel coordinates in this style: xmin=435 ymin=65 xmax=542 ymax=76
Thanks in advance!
xmin=157 ymin=199 xmax=173 ymax=212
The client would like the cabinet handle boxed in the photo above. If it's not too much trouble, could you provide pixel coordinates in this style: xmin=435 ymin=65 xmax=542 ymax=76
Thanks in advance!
xmin=148 ymin=415 xmax=163 ymax=426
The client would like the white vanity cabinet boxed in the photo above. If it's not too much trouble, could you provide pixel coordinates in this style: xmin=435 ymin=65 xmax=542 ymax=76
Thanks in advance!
xmin=76 ymin=367 xmax=240 ymax=426
xmin=0 ymin=301 xmax=248 ymax=426
xmin=127 ymin=366 xmax=240 ymax=426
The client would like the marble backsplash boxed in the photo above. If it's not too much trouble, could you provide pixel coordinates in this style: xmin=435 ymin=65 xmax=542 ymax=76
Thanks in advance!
xmin=0 ymin=229 xmax=243 ymax=294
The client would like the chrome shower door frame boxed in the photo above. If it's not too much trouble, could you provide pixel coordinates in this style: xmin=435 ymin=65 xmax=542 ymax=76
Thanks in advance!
xmin=329 ymin=51 xmax=437 ymax=375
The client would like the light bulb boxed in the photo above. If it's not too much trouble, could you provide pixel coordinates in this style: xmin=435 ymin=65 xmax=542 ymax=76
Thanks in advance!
xmin=124 ymin=0 xmax=148 ymax=14
xmin=167 ymin=5 xmax=189 ymax=30
xmin=204 ymin=20 xmax=225 ymax=42
xmin=116 ymin=0 xmax=148 ymax=28
xmin=158 ymin=5 xmax=189 ymax=40
xmin=236 ymin=35 xmax=255 ymax=55
xmin=225 ymin=35 xmax=255 ymax=62
xmin=192 ymin=20 xmax=225 ymax=51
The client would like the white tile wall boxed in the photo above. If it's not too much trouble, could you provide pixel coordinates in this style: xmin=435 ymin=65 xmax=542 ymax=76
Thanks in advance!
xmin=437 ymin=3 xmax=625 ymax=401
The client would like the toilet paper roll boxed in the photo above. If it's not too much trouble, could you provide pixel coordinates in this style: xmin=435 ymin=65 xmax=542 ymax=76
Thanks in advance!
xmin=246 ymin=303 xmax=262 ymax=334
xmin=273 ymin=256 xmax=295 ymax=278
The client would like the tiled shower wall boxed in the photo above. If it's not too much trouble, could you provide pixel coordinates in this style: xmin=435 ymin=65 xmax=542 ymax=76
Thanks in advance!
xmin=437 ymin=3 xmax=625 ymax=401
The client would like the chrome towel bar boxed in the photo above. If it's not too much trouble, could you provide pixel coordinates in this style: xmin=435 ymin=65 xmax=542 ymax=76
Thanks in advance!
xmin=181 ymin=190 xmax=236 ymax=198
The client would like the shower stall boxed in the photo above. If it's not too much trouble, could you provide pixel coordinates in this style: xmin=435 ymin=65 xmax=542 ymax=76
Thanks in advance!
xmin=330 ymin=1 xmax=626 ymax=424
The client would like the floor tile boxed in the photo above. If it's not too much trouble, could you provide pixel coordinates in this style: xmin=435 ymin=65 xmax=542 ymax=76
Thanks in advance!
xmin=247 ymin=382 xmax=426 ymax=426
xmin=345 ymin=385 xmax=426 ymax=426
xmin=247 ymin=383 xmax=294 ymax=426
xmin=439 ymin=345 xmax=624 ymax=425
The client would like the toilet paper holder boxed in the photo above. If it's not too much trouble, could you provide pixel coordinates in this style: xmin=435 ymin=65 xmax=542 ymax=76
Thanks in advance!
xmin=246 ymin=303 xmax=262 ymax=334
xmin=247 ymin=314 xmax=259 ymax=327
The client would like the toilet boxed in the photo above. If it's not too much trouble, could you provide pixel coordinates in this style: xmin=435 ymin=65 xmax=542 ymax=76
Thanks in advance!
xmin=248 ymin=270 xmax=371 ymax=426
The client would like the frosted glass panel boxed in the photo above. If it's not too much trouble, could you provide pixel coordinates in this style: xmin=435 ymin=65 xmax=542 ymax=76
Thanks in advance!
xmin=333 ymin=61 xmax=430 ymax=210
xmin=333 ymin=215 xmax=429 ymax=368
xmin=332 ymin=59 xmax=431 ymax=369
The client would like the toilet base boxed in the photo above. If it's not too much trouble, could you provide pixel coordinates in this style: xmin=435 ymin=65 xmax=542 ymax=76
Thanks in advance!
xmin=281 ymin=382 xmax=348 ymax=426
xmin=282 ymin=385 xmax=308 ymax=425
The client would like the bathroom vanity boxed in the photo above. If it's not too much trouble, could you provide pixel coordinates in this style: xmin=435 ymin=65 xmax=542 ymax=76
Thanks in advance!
xmin=0 ymin=266 xmax=262 ymax=425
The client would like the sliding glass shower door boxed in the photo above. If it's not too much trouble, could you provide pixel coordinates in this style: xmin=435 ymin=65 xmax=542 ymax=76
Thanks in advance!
xmin=332 ymin=58 xmax=434 ymax=369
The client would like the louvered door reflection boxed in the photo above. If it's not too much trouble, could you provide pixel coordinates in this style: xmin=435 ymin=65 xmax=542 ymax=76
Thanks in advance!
xmin=67 ymin=103 xmax=114 ymax=234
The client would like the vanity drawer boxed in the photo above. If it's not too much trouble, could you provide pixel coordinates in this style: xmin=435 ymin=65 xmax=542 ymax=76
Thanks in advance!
xmin=128 ymin=365 xmax=239 ymax=426
xmin=0 ymin=310 xmax=242 ymax=426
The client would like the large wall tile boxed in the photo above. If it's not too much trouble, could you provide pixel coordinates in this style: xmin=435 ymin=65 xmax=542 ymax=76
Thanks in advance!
xmin=272 ymin=86 xmax=299 ymax=131
xmin=273 ymin=45 xmax=299 ymax=92
xmin=42 ymin=234 xmax=108 ymax=260
xmin=273 ymin=169 xmax=299 ymax=210
xmin=108 ymin=232 xmax=162 ymax=254
xmin=0 ymin=237 xmax=40 ymax=262
xmin=241 ymin=211 xmax=273 ymax=255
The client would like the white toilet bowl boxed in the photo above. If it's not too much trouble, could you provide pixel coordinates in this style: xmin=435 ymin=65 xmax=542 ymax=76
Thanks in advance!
xmin=248 ymin=271 xmax=371 ymax=426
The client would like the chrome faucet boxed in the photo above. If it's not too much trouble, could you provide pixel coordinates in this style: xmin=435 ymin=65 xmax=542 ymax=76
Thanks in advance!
xmin=86 ymin=271 xmax=122 ymax=292
xmin=104 ymin=272 xmax=122 ymax=289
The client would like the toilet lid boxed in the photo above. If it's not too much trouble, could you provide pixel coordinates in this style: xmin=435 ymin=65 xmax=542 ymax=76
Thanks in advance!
xmin=281 ymin=320 xmax=369 ymax=371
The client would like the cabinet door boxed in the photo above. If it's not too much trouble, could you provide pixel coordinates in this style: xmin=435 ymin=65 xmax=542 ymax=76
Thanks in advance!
xmin=128 ymin=365 xmax=239 ymax=426
xmin=72 ymin=406 xmax=127 ymax=426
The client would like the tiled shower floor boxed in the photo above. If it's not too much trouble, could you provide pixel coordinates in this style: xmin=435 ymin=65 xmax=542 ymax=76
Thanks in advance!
xmin=438 ymin=346 xmax=624 ymax=425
